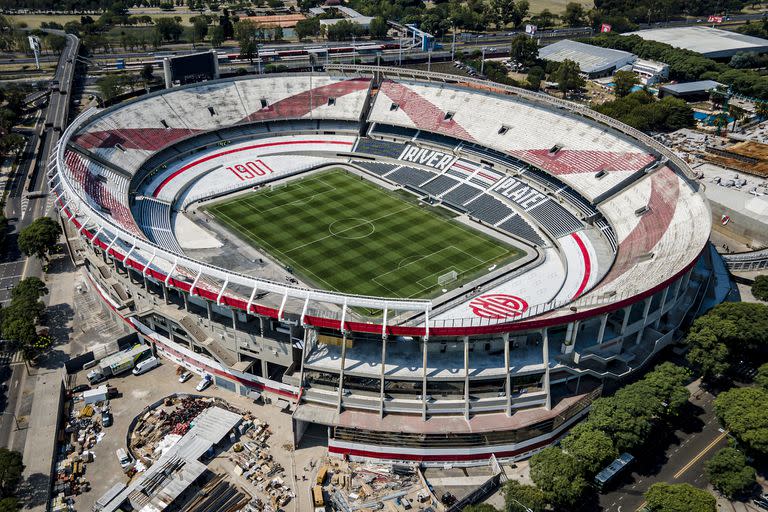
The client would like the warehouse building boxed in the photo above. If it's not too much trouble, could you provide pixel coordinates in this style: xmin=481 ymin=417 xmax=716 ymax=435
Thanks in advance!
xmin=626 ymin=26 xmax=768 ymax=59
xmin=538 ymin=39 xmax=637 ymax=78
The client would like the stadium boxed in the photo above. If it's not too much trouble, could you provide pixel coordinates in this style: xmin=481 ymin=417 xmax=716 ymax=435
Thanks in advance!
xmin=50 ymin=65 xmax=716 ymax=465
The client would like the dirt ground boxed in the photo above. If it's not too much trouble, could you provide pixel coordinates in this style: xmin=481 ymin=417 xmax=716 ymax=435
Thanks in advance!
xmin=67 ymin=361 xmax=327 ymax=512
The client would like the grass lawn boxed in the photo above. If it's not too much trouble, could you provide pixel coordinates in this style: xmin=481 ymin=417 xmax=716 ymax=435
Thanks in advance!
xmin=206 ymin=169 xmax=523 ymax=299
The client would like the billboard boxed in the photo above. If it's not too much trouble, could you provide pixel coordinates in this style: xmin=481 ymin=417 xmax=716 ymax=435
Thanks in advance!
xmin=600 ymin=23 xmax=612 ymax=33
xmin=525 ymin=24 xmax=537 ymax=35
xmin=708 ymin=15 xmax=723 ymax=23
xmin=163 ymin=50 xmax=219 ymax=88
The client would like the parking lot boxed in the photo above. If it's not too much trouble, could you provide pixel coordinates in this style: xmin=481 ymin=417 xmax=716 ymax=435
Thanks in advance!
xmin=66 ymin=357 xmax=326 ymax=512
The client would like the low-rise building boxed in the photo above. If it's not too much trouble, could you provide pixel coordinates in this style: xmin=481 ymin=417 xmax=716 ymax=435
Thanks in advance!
xmin=538 ymin=39 xmax=637 ymax=78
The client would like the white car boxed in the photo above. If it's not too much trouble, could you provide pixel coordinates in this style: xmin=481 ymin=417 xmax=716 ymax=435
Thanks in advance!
xmin=178 ymin=371 xmax=193 ymax=383
xmin=196 ymin=377 xmax=212 ymax=392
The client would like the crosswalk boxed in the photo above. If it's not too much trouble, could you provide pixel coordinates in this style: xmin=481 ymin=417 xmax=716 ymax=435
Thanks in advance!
xmin=0 ymin=350 xmax=23 ymax=366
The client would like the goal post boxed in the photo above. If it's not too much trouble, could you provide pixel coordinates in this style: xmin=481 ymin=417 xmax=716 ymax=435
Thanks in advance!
xmin=438 ymin=270 xmax=458 ymax=286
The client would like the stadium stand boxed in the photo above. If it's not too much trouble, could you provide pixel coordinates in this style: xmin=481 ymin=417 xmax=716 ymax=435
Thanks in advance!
xmin=353 ymin=161 xmax=400 ymax=176
xmin=465 ymin=194 xmax=514 ymax=225
xmin=497 ymin=214 xmax=545 ymax=246
xmin=369 ymin=79 xmax=655 ymax=202
xmin=386 ymin=165 xmax=436 ymax=187
xmin=441 ymin=183 xmax=483 ymax=205
xmin=353 ymin=138 xmax=406 ymax=159
xmin=526 ymin=199 xmax=583 ymax=238
xmin=133 ymin=197 xmax=183 ymax=253
xmin=421 ymin=175 xmax=459 ymax=196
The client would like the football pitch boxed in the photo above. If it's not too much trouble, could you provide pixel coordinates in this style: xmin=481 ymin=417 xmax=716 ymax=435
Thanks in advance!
xmin=205 ymin=169 xmax=523 ymax=299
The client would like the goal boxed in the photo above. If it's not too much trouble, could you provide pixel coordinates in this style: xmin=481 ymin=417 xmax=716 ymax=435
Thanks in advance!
xmin=437 ymin=270 xmax=458 ymax=286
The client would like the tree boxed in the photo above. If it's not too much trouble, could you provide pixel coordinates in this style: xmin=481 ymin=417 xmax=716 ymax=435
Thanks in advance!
xmin=369 ymin=16 xmax=388 ymax=39
xmin=0 ymin=498 xmax=18 ymax=512
xmin=613 ymin=70 xmax=639 ymax=98
xmin=584 ymin=395 xmax=654 ymax=452
xmin=45 ymin=34 xmax=67 ymax=55
xmin=490 ymin=0 xmax=529 ymax=27
xmin=503 ymin=480 xmax=546 ymax=512
xmin=705 ymin=447 xmax=756 ymax=498
xmin=234 ymin=20 xmax=258 ymax=63
xmin=714 ymin=386 xmax=768 ymax=455
xmin=553 ymin=59 xmax=585 ymax=97
xmin=141 ymin=63 xmax=154 ymax=83
xmin=685 ymin=302 xmax=768 ymax=380
xmin=644 ymin=483 xmax=716 ymax=512
xmin=295 ymin=17 xmax=321 ymax=41
xmin=509 ymin=34 xmax=539 ymax=68
xmin=155 ymin=18 xmax=184 ymax=42
xmin=529 ymin=447 xmax=587 ymax=508
xmin=560 ymin=424 xmax=618 ymax=475
xmin=0 ymin=449 xmax=23 ymax=498
xmin=752 ymin=275 xmax=768 ymax=301
xmin=530 ymin=9 xmax=557 ymax=30
xmin=17 ymin=217 xmax=61 ymax=263
xmin=11 ymin=277 xmax=48 ymax=306
xmin=210 ymin=25 xmax=225 ymax=47
xmin=756 ymin=362 xmax=768 ymax=389
xmin=0 ymin=215 xmax=7 ymax=248
xmin=192 ymin=16 xmax=209 ymax=45
xmin=563 ymin=2 xmax=586 ymax=27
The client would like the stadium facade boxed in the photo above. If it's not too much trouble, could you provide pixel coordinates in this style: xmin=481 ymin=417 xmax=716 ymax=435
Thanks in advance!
xmin=51 ymin=66 xmax=716 ymax=465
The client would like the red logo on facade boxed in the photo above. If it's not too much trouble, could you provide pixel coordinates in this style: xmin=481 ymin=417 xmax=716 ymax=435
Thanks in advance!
xmin=469 ymin=294 xmax=529 ymax=319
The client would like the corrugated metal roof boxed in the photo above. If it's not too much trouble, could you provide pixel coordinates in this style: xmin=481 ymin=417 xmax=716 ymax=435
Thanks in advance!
xmin=660 ymin=80 xmax=721 ymax=94
xmin=538 ymin=39 xmax=636 ymax=74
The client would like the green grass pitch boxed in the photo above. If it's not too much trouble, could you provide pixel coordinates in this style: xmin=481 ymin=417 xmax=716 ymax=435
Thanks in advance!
xmin=205 ymin=169 xmax=523 ymax=299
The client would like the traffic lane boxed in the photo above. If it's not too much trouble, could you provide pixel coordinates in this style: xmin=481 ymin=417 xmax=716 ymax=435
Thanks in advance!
xmin=0 ymin=261 xmax=26 ymax=304
xmin=599 ymin=389 xmax=723 ymax=512
xmin=0 ymin=362 xmax=25 ymax=449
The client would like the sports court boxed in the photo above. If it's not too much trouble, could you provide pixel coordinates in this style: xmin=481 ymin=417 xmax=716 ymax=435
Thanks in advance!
xmin=205 ymin=169 xmax=523 ymax=298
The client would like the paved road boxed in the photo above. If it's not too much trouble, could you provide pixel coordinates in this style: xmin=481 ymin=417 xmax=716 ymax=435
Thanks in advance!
xmin=599 ymin=384 xmax=726 ymax=512
xmin=0 ymin=32 xmax=79 ymax=449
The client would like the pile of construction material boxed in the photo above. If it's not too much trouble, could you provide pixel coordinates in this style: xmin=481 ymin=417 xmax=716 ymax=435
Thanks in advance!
xmin=178 ymin=475 xmax=249 ymax=512
xmin=226 ymin=418 xmax=295 ymax=511
xmin=130 ymin=396 xmax=239 ymax=465
xmin=53 ymin=390 xmax=114 ymax=511
xmin=315 ymin=459 xmax=438 ymax=512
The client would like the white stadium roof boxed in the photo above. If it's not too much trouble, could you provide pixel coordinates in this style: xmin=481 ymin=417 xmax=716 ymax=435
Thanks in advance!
xmin=537 ymin=39 xmax=636 ymax=75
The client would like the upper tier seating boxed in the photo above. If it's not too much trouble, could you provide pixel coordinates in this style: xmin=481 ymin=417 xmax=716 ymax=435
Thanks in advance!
xmin=370 ymin=80 xmax=655 ymax=202
xmin=71 ymin=76 xmax=371 ymax=174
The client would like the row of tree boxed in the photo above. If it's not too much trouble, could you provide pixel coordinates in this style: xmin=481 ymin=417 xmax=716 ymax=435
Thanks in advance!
xmin=594 ymin=88 xmax=695 ymax=132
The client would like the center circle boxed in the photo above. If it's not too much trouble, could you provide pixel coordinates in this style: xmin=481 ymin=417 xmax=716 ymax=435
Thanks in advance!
xmin=329 ymin=218 xmax=375 ymax=240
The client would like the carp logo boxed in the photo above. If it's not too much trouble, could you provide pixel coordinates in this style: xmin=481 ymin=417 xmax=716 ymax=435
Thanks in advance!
xmin=469 ymin=294 xmax=529 ymax=319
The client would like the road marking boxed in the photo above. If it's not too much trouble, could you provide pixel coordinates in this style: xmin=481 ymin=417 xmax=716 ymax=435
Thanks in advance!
xmin=672 ymin=430 xmax=728 ymax=480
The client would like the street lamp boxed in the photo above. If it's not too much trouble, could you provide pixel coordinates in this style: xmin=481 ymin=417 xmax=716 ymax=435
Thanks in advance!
xmin=507 ymin=496 xmax=533 ymax=512
xmin=480 ymin=47 xmax=486 ymax=75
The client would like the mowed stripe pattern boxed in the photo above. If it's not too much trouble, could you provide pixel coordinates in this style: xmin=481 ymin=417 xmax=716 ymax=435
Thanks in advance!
xmin=206 ymin=170 xmax=522 ymax=299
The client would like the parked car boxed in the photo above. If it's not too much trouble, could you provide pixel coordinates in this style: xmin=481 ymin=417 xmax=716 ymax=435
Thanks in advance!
xmin=132 ymin=356 xmax=160 ymax=376
xmin=116 ymin=448 xmax=132 ymax=470
xmin=71 ymin=384 xmax=90 ymax=394
xmin=178 ymin=371 xmax=193 ymax=383
xmin=87 ymin=369 xmax=107 ymax=384
xmin=196 ymin=376 xmax=212 ymax=392
xmin=102 ymin=411 xmax=113 ymax=427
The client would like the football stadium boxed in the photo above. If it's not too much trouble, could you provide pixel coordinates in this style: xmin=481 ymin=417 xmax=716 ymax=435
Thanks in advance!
xmin=51 ymin=66 xmax=717 ymax=464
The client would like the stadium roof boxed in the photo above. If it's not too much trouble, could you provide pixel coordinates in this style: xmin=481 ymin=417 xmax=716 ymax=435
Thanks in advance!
xmin=626 ymin=26 xmax=768 ymax=58
xmin=538 ymin=40 xmax=636 ymax=76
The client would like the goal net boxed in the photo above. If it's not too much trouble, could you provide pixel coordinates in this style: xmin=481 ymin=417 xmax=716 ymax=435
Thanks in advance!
xmin=437 ymin=270 xmax=458 ymax=286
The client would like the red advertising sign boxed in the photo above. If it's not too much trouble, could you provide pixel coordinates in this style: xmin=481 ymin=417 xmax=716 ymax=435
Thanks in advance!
xmin=708 ymin=15 xmax=723 ymax=23
xmin=600 ymin=23 xmax=612 ymax=33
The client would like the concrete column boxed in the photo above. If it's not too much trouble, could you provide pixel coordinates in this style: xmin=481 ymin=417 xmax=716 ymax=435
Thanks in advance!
xmin=655 ymin=287 xmax=669 ymax=329
xmin=620 ymin=306 xmax=631 ymax=336
xmin=543 ymin=328 xmax=551 ymax=411
xmin=162 ymin=282 xmax=169 ymax=305
xmin=379 ymin=336 xmax=387 ymax=418
xmin=636 ymin=297 xmax=653 ymax=344
xmin=261 ymin=359 xmax=268 ymax=379
xmin=258 ymin=316 xmax=266 ymax=337
xmin=682 ymin=269 xmax=692 ymax=291
xmin=503 ymin=333 xmax=511 ymax=417
xmin=422 ymin=338 xmax=428 ymax=420
xmin=183 ymin=292 xmax=189 ymax=312
xmin=463 ymin=336 xmax=470 ymax=420
xmin=206 ymin=301 xmax=213 ymax=327
xmin=231 ymin=309 xmax=237 ymax=330
xmin=597 ymin=314 xmax=608 ymax=344
xmin=337 ymin=334 xmax=348 ymax=412
xmin=672 ymin=277 xmax=683 ymax=304
xmin=298 ymin=329 xmax=310 ymax=390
